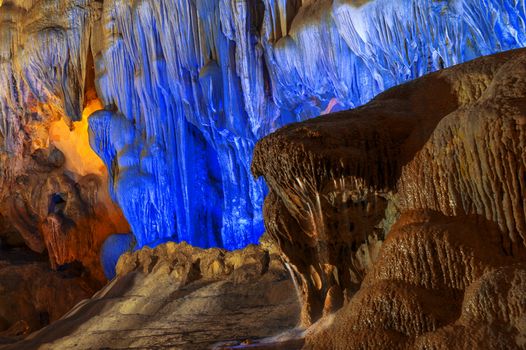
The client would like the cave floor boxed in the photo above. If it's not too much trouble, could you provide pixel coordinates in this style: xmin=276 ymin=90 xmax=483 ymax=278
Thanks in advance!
xmin=0 ymin=265 xmax=300 ymax=350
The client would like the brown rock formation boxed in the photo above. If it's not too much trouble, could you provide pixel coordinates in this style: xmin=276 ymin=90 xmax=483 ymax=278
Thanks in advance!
xmin=0 ymin=0 xmax=129 ymax=280
xmin=0 ymin=248 xmax=96 ymax=343
xmin=0 ymin=102 xmax=128 ymax=335
xmin=252 ymin=46 xmax=526 ymax=338
xmin=304 ymin=210 xmax=525 ymax=349
xmin=0 ymin=1 xmax=129 ymax=335
xmin=3 ymin=144 xmax=128 ymax=280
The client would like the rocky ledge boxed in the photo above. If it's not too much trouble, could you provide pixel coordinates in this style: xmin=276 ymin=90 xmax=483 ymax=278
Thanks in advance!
xmin=1 ymin=242 xmax=300 ymax=350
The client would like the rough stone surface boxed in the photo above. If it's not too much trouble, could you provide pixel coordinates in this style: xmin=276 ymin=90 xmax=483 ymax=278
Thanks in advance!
xmin=252 ymin=48 xmax=526 ymax=336
xmin=0 ymin=138 xmax=128 ymax=335
xmin=0 ymin=0 xmax=129 ymax=279
xmin=0 ymin=242 xmax=300 ymax=350
xmin=304 ymin=210 xmax=525 ymax=349
xmin=0 ymin=247 xmax=97 ymax=343
xmin=0 ymin=1 xmax=525 ymax=348
xmin=2 ymin=146 xmax=129 ymax=280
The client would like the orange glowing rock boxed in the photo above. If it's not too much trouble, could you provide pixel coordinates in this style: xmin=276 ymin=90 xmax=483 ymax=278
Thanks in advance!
xmin=49 ymin=97 xmax=106 ymax=177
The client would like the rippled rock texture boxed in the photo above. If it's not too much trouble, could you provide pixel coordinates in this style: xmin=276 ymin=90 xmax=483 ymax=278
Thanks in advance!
xmin=1 ymin=0 xmax=526 ymax=348
xmin=304 ymin=211 xmax=526 ymax=350
xmin=1 ymin=242 xmax=300 ymax=350
xmin=253 ymin=48 xmax=526 ymax=347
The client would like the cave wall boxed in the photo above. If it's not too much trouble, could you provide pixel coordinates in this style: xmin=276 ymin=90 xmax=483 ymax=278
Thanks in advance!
xmin=86 ymin=0 xmax=526 ymax=251
xmin=0 ymin=0 xmax=129 ymax=281
xmin=1 ymin=0 xmax=526 ymax=265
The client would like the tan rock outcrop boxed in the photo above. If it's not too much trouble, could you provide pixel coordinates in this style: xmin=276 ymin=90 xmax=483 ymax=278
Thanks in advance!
xmin=1 ymin=243 xmax=300 ymax=350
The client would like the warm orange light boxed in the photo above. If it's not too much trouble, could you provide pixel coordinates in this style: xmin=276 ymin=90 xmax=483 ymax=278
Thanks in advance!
xmin=49 ymin=97 xmax=106 ymax=177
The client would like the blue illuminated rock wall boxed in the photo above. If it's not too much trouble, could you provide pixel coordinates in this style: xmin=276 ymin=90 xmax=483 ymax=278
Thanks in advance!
xmin=88 ymin=0 xmax=526 ymax=251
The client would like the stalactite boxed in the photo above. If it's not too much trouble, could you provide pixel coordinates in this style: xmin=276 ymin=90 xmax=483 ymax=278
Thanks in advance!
xmin=1 ymin=0 xmax=526 ymax=256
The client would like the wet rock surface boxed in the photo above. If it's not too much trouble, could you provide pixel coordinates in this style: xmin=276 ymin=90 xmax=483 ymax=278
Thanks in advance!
xmin=1 ymin=243 xmax=300 ymax=350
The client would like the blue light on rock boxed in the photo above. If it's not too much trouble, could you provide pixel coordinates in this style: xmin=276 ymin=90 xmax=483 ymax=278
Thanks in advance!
xmin=100 ymin=233 xmax=135 ymax=279
xmin=89 ymin=0 xmax=526 ymax=267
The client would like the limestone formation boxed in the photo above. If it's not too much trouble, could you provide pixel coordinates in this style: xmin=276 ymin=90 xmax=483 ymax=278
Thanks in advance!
xmin=3 ymin=0 xmax=523 ymax=257
xmin=304 ymin=211 xmax=525 ymax=349
xmin=0 ymin=0 xmax=129 ymax=280
xmin=0 ymin=0 xmax=129 ymax=335
xmin=252 ymin=47 xmax=526 ymax=342
xmin=0 ymin=0 xmax=525 ymax=349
